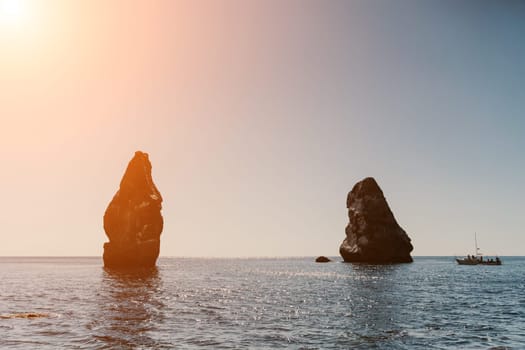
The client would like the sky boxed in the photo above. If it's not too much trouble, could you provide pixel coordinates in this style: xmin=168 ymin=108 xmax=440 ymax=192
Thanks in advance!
xmin=0 ymin=0 xmax=524 ymax=257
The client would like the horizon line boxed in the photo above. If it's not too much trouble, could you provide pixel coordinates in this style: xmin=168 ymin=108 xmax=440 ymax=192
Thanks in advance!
xmin=0 ymin=255 xmax=521 ymax=259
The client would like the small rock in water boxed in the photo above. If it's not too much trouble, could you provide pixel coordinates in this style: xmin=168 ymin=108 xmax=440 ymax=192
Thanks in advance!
xmin=103 ymin=151 xmax=164 ymax=268
xmin=339 ymin=177 xmax=413 ymax=263
xmin=315 ymin=256 xmax=331 ymax=263
xmin=0 ymin=313 xmax=50 ymax=319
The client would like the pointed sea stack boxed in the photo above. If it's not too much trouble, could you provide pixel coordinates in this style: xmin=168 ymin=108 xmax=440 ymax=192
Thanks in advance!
xmin=339 ymin=177 xmax=413 ymax=263
xmin=103 ymin=151 xmax=164 ymax=268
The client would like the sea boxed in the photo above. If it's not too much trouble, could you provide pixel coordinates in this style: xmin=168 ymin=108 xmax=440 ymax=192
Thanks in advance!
xmin=0 ymin=257 xmax=523 ymax=349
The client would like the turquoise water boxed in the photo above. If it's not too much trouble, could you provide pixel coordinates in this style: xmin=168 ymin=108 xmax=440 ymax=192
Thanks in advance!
xmin=0 ymin=257 xmax=523 ymax=349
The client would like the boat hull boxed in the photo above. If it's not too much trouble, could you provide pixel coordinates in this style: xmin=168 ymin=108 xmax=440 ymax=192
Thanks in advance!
xmin=456 ymin=258 xmax=479 ymax=265
xmin=456 ymin=258 xmax=502 ymax=266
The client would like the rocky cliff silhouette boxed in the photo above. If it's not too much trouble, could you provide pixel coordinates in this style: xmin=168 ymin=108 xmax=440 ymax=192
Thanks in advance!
xmin=103 ymin=151 xmax=163 ymax=268
xmin=340 ymin=177 xmax=413 ymax=263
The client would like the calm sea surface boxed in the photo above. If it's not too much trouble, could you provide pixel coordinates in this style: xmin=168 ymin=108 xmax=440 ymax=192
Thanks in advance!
xmin=0 ymin=257 xmax=523 ymax=349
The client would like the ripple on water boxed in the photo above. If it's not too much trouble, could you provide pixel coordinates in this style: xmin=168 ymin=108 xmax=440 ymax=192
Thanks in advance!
xmin=0 ymin=257 xmax=524 ymax=349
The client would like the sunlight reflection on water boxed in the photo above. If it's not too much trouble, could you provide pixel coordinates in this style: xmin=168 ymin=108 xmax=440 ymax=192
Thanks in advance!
xmin=0 ymin=257 xmax=523 ymax=349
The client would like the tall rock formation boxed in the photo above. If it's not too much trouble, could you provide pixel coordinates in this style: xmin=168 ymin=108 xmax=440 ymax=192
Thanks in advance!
xmin=339 ymin=177 xmax=413 ymax=263
xmin=103 ymin=151 xmax=164 ymax=268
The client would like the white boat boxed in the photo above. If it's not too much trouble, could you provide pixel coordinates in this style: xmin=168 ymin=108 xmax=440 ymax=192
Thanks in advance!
xmin=455 ymin=233 xmax=502 ymax=266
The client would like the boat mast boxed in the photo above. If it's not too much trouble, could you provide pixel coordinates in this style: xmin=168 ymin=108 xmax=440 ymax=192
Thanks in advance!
xmin=475 ymin=232 xmax=479 ymax=256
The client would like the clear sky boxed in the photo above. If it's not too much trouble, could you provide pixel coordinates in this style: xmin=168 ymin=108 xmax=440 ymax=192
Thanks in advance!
xmin=1 ymin=0 xmax=524 ymax=257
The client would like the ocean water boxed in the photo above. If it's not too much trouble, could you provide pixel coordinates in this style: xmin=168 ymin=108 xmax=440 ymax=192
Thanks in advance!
xmin=0 ymin=257 xmax=523 ymax=349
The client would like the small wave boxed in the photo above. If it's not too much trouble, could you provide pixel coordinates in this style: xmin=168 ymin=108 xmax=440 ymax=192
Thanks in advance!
xmin=186 ymin=337 xmax=223 ymax=346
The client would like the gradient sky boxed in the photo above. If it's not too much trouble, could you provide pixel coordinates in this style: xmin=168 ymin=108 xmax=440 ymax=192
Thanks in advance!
xmin=1 ymin=0 xmax=524 ymax=257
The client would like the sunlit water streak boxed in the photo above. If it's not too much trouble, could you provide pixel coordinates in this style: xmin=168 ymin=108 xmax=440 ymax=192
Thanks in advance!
xmin=0 ymin=257 xmax=523 ymax=349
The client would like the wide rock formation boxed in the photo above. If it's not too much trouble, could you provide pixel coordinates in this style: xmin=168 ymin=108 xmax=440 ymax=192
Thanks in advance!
xmin=339 ymin=177 xmax=413 ymax=263
xmin=103 ymin=151 xmax=164 ymax=268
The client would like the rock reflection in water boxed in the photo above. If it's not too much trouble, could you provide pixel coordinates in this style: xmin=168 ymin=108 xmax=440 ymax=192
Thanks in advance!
xmin=343 ymin=263 xmax=408 ymax=346
xmin=89 ymin=267 xmax=167 ymax=349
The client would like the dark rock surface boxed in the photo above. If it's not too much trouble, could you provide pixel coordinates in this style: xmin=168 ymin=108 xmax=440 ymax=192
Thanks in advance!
xmin=339 ymin=177 xmax=413 ymax=263
xmin=315 ymin=256 xmax=331 ymax=263
xmin=103 ymin=151 xmax=163 ymax=268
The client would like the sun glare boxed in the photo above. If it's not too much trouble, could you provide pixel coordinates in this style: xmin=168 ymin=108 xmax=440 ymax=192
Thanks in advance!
xmin=0 ymin=0 xmax=30 ymax=28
